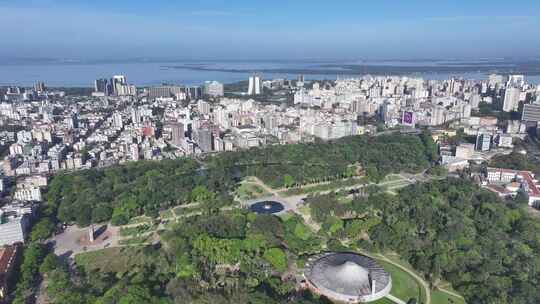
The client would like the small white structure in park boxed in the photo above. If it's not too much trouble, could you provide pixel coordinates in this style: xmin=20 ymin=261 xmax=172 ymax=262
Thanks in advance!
xmin=88 ymin=225 xmax=95 ymax=243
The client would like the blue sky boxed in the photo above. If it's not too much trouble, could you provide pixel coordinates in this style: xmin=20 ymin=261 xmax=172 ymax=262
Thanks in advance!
xmin=1 ymin=0 xmax=540 ymax=60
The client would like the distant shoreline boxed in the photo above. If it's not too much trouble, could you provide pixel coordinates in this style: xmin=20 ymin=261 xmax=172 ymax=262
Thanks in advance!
xmin=2 ymin=59 xmax=540 ymax=87
xmin=165 ymin=62 xmax=540 ymax=76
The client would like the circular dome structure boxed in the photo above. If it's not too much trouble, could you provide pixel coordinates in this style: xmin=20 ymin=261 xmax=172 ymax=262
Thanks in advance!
xmin=304 ymin=252 xmax=392 ymax=303
xmin=249 ymin=200 xmax=285 ymax=214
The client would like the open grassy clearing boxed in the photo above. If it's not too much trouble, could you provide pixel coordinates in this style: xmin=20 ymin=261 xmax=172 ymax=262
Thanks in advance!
xmin=75 ymin=247 xmax=145 ymax=273
xmin=235 ymin=182 xmax=270 ymax=200
xmin=127 ymin=215 xmax=152 ymax=225
xmin=432 ymin=290 xmax=466 ymax=304
xmin=159 ymin=209 xmax=174 ymax=219
xmin=279 ymin=178 xmax=365 ymax=196
xmin=377 ymin=260 xmax=424 ymax=303
xmin=382 ymin=174 xmax=404 ymax=182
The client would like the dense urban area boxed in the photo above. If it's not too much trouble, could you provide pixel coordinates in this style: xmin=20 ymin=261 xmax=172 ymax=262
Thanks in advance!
xmin=0 ymin=72 xmax=539 ymax=304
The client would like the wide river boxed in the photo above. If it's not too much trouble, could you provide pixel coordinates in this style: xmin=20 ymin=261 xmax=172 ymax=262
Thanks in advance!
xmin=1 ymin=60 xmax=539 ymax=87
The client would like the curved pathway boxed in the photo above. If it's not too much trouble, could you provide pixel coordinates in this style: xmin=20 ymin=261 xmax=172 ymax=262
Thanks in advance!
xmin=387 ymin=294 xmax=407 ymax=304
xmin=359 ymin=251 xmax=431 ymax=304
xmin=438 ymin=287 xmax=465 ymax=300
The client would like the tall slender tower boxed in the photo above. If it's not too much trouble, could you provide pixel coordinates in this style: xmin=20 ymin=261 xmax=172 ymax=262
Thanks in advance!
xmin=248 ymin=74 xmax=262 ymax=95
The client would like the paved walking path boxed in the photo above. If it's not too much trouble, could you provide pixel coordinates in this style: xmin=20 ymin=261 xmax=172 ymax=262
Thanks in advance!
xmin=387 ymin=294 xmax=407 ymax=304
xmin=438 ymin=287 xmax=465 ymax=300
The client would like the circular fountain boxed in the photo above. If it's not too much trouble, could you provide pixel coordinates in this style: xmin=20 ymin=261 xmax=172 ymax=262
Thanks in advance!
xmin=249 ymin=200 xmax=285 ymax=214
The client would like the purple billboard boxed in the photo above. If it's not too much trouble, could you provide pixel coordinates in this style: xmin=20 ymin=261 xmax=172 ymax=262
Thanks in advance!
xmin=402 ymin=111 xmax=415 ymax=126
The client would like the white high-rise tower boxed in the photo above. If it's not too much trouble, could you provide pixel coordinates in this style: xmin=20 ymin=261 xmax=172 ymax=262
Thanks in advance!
xmin=248 ymin=74 xmax=262 ymax=95
xmin=503 ymin=87 xmax=521 ymax=112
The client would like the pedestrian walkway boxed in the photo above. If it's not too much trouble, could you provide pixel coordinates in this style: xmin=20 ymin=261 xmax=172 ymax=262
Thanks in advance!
xmin=387 ymin=294 xmax=407 ymax=304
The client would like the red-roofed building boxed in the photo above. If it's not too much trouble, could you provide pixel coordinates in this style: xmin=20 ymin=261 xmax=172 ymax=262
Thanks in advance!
xmin=485 ymin=167 xmax=540 ymax=206
xmin=0 ymin=244 xmax=20 ymax=303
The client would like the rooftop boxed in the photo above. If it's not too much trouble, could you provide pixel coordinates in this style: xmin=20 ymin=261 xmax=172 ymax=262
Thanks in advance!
xmin=304 ymin=252 xmax=391 ymax=298
xmin=0 ymin=245 xmax=19 ymax=274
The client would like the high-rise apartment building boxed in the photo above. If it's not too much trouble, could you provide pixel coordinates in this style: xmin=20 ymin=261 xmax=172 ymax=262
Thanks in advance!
xmin=203 ymin=81 xmax=224 ymax=97
xmin=169 ymin=122 xmax=184 ymax=146
xmin=112 ymin=113 xmax=123 ymax=130
xmin=197 ymin=100 xmax=211 ymax=115
xmin=522 ymin=104 xmax=540 ymax=122
xmin=476 ymin=133 xmax=492 ymax=151
xmin=248 ymin=74 xmax=262 ymax=95
xmin=503 ymin=87 xmax=521 ymax=112
xmin=94 ymin=78 xmax=110 ymax=95
xmin=193 ymin=126 xmax=213 ymax=153
xmin=111 ymin=75 xmax=127 ymax=95
xmin=34 ymin=81 xmax=46 ymax=93
xmin=130 ymin=143 xmax=139 ymax=161
xmin=186 ymin=86 xmax=202 ymax=100
xmin=148 ymin=87 xmax=172 ymax=100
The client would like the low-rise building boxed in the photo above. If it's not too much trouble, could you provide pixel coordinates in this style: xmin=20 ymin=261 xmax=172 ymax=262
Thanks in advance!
xmin=485 ymin=167 xmax=540 ymax=206
xmin=0 ymin=244 xmax=20 ymax=303
xmin=13 ymin=186 xmax=42 ymax=202
xmin=455 ymin=143 xmax=475 ymax=159
xmin=0 ymin=203 xmax=33 ymax=246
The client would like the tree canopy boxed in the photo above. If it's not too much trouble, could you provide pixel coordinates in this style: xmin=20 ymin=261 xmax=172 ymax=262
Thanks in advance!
xmin=45 ymin=134 xmax=433 ymax=227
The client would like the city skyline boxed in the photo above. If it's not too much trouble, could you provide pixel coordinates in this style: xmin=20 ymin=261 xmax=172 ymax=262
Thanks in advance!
xmin=1 ymin=0 xmax=540 ymax=60
xmin=2 ymin=2 xmax=540 ymax=304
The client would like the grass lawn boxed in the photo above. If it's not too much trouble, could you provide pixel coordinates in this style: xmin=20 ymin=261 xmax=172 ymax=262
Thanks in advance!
xmin=127 ymin=215 xmax=152 ymax=225
xmin=280 ymin=178 xmax=364 ymax=196
xmin=279 ymin=212 xmax=293 ymax=221
xmin=159 ymin=209 xmax=174 ymax=219
xmin=437 ymin=281 xmax=463 ymax=297
xmin=381 ymin=253 xmax=467 ymax=303
xmin=377 ymin=260 xmax=423 ymax=303
xmin=432 ymin=290 xmax=466 ymax=304
xmin=298 ymin=205 xmax=311 ymax=216
xmin=75 ymin=247 xmax=144 ymax=274
xmin=118 ymin=235 xmax=152 ymax=246
xmin=119 ymin=224 xmax=154 ymax=237
xmin=383 ymin=180 xmax=412 ymax=189
xmin=339 ymin=197 xmax=353 ymax=204
xmin=243 ymin=176 xmax=257 ymax=183
xmin=75 ymin=245 xmax=170 ymax=278
xmin=381 ymin=180 xmax=412 ymax=195
xmin=372 ymin=298 xmax=395 ymax=304
xmin=173 ymin=206 xmax=184 ymax=216
xmin=383 ymin=253 xmax=421 ymax=276
xmin=236 ymin=183 xmax=269 ymax=200
xmin=382 ymin=174 xmax=403 ymax=182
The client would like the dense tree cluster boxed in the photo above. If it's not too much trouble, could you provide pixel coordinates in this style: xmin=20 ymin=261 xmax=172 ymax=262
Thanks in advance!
xmin=23 ymin=211 xmax=328 ymax=304
xmin=45 ymin=158 xmax=234 ymax=226
xmin=11 ymin=243 xmax=48 ymax=304
xmin=353 ymin=178 xmax=540 ymax=304
xmin=210 ymin=134 xmax=432 ymax=187
xmin=11 ymin=133 xmax=443 ymax=302
xmin=44 ymin=134 xmax=433 ymax=227
xmin=489 ymin=151 xmax=540 ymax=175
